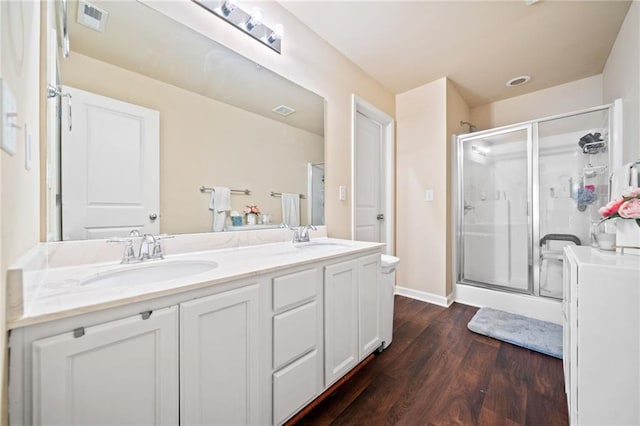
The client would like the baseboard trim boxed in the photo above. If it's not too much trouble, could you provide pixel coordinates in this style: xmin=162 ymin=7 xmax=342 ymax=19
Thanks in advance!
xmin=394 ymin=286 xmax=454 ymax=308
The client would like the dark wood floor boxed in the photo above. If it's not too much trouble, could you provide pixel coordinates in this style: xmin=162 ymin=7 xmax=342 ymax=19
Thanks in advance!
xmin=299 ymin=296 xmax=568 ymax=426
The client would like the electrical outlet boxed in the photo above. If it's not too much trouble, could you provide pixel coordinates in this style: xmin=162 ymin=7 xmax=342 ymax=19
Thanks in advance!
xmin=1 ymin=78 xmax=18 ymax=156
xmin=425 ymin=189 xmax=434 ymax=201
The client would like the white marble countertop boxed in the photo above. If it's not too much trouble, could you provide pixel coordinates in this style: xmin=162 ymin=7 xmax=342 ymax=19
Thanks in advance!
xmin=565 ymin=245 xmax=640 ymax=270
xmin=8 ymin=237 xmax=383 ymax=329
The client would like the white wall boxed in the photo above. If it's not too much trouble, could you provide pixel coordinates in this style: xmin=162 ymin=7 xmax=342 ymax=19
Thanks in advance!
xmin=603 ymin=1 xmax=640 ymax=164
xmin=396 ymin=78 xmax=448 ymax=299
xmin=470 ymin=75 xmax=604 ymax=130
xmin=445 ymin=81 xmax=469 ymax=294
xmin=1 ymin=0 xmax=41 ymax=418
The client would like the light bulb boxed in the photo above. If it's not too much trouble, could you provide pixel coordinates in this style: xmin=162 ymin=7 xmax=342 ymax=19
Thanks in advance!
xmin=267 ymin=24 xmax=284 ymax=44
xmin=245 ymin=8 xmax=263 ymax=31
xmin=221 ymin=0 xmax=238 ymax=17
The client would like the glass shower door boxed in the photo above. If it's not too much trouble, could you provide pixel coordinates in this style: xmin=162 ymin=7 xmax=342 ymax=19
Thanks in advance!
xmin=537 ymin=108 xmax=610 ymax=299
xmin=458 ymin=126 xmax=532 ymax=294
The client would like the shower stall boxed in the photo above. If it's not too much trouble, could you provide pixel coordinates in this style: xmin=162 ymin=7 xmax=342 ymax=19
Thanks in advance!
xmin=454 ymin=103 xmax=619 ymax=304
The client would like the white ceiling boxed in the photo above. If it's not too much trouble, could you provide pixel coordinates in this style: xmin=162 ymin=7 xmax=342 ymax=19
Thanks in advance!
xmin=279 ymin=0 xmax=631 ymax=107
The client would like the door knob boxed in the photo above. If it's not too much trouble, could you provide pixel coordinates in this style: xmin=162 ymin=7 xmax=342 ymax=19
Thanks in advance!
xmin=377 ymin=214 xmax=384 ymax=220
xmin=149 ymin=213 xmax=158 ymax=221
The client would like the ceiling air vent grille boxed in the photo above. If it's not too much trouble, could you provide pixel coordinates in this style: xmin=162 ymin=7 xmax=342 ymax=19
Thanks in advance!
xmin=77 ymin=0 xmax=109 ymax=33
xmin=272 ymin=105 xmax=296 ymax=117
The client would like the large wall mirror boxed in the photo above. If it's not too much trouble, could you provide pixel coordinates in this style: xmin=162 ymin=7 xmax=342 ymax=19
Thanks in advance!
xmin=44 ymin=0 xmax=325 ymax=241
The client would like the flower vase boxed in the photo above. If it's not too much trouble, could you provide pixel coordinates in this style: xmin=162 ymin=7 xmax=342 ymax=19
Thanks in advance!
xmin=246 ymin=213 xmax=258 ymax=225
xmin=616 ymin=219 xmax=640 ymax=255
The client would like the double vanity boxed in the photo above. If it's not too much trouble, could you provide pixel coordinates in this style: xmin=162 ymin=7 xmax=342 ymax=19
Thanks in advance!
xmin=7 ymin=227 xmax=387 ymax=425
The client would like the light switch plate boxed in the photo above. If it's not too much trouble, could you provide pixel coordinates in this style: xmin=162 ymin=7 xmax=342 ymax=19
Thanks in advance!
xmin=339 ymin=185 xmax=346 ymax=201
xmin=425 ymin=189 xmax=434 ymax=201
xmin=1 ymin=78 xmax=18 ymax=156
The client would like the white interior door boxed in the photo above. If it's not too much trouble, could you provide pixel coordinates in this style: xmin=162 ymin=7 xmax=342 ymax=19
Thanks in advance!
xmin=61 ymin=86 xmax=160 ymax=240
xmin=354 ymin=111 xmax=382 ymax=242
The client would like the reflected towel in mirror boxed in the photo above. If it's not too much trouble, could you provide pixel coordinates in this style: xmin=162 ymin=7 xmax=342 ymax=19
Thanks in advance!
xmin=209 ymin=187 xmax=231 ymax=232
xmin=281 ymin=193 xmax=300 ymax=226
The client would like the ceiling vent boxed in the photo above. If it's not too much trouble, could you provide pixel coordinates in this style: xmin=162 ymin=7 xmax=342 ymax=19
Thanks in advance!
xmin=77 ymin=0 xmax=109 ymax=33
xmin=272 ymin=105 xmax=296 ymax=117
xmin=506 ymin=75 xmax=531 ymax=87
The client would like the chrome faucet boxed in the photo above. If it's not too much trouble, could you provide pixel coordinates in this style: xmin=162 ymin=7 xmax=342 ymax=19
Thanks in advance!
xmin=108 ymin=230 xmax=174 ymax=264
xmin=290 ymin=225 xmax=317 ymax=243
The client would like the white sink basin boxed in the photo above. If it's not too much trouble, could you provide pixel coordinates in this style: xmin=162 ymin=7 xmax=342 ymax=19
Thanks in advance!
xmin=80 ymin=260 xmax=218 ymax=287
xmin=293 ymin=241 xmax=353 ymax=249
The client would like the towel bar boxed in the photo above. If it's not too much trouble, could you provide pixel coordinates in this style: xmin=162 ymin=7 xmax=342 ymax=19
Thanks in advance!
xmin=200 ymin=186 xmax=251 ymax=195
xmin=270 ymin=191 xmax=306 ymax=199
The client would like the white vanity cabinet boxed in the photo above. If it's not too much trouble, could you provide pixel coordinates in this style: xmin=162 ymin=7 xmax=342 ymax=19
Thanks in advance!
xmin=30 ymin=306 xmax=179 ymax=426
xmin=271 ymin=267 xmax=323 ymax=425
xmin=563 ymin=246 xmax=640 ymax=425
xmin=324 ymin=253 xmax=382 ymax=386
xmin=9 ymin=241 xmax=385 ymax=426
xmin=180 ymin=284 xmax=261 ymax=425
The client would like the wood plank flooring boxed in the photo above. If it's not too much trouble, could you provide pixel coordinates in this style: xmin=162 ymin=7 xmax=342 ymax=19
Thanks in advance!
xmin=298 ymin=296 xmax=568 ymax=426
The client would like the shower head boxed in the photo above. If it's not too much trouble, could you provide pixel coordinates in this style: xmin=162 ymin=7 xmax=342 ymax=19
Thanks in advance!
xmin=460 ymin=121 xmax=477 ymax=133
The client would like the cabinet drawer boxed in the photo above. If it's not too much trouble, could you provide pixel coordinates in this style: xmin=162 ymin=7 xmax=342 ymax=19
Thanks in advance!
xmin=273 ymin=268 xmax=317 ymax=312
xmin=273 ymin=301 xmax=317 ymax=370
xmin=273 ymin=350 xmax=320 ymax=425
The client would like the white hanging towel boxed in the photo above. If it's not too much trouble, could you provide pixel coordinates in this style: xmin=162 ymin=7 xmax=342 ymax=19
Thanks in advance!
xmin=281 ymin=193 xmax=300 ymax=227
xmin=209 ymin=186 xmax=231 ymax=232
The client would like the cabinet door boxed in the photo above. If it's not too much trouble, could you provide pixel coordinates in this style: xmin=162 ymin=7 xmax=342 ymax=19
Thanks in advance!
xmin=358 ymin=253 xmax=382 ymax=358
xmin=273 ymin=350 xmax=320 ymax=425
xmin=324 ymin=259 xmax=359 ymax=386
xmin=32 ymin=306 xmax=179 ymax=426
xmin=180 ymin=284 xmax=260 ymax=425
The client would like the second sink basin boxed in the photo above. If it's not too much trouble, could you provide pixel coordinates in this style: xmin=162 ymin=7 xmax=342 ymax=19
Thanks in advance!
xmin=80 ymin=260 xmax=218 ymax=287
xmin=293 ymin=241 xmax=353 ymax=249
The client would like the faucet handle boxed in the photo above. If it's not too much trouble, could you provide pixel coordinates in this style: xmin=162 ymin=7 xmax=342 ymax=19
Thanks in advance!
xmin=149 ymin=234 xmax=174 ymax=260
xmin=107 ymin=238 xmax=138 ymax=263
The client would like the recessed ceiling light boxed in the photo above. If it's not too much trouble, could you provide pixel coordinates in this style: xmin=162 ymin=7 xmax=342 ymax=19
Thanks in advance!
xmin=506 ymin=75 xmax=531 ymax=87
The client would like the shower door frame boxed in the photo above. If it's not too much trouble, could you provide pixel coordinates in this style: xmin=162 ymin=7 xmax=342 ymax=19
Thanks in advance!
xmin=454 ymin=103 xmax=615 ymax=298
xmin=455 ymin=123 xmax=535 ymax=295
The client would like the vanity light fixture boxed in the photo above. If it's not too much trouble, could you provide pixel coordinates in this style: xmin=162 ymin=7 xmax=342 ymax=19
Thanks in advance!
xmin=193 ymin=0 xmax=284 ymax=54
xmin=220 ymin=0 xmax=237 ymax=17
xmin=245 ymin=8 xmax=263 ymax=32
xmin=267 ymin=24 xmax=284 ymax=44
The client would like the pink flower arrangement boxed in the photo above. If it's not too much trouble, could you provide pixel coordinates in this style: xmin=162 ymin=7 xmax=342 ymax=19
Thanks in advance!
xmin=243 ymin=204 xmax=260 ymax=215
xmin=599 ymin=187 xmax=640 ymax=227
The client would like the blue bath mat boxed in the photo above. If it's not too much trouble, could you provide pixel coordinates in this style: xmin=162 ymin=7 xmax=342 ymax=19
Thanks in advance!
xmin=468 ymin=307 xmax=562 ymax=359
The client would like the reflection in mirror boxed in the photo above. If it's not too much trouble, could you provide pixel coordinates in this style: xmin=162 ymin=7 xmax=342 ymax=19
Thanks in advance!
xmin=45 ymin=0 xmax=325 ymax=241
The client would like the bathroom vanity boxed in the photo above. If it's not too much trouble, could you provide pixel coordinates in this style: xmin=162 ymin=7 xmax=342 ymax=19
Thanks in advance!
xmin=7 ymin=230 xmax=385 ymax=425
xmin=563 ymin=246 xmax=640 ymax=425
